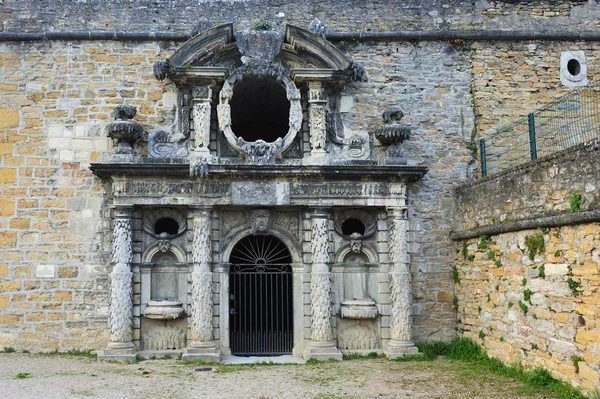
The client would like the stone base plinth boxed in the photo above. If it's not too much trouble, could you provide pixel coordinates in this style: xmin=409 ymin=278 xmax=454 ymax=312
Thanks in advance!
xmin=305 ymin=341 xmax=343 ymax=362
xmin=98 ymin=342 xmax=137 ymax=361
xmin=181 ymin=341 xmax=221 ymax=363
xmin=384 ymin=340 xmax=419 ymax=359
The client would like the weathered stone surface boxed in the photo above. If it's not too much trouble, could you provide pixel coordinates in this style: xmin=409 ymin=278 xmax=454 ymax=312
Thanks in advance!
xmin=0 ymin=108 xmax=19 ymax=128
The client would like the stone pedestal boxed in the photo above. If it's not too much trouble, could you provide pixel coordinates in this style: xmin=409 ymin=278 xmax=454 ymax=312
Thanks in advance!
xmin=305 ymin=208 xmax=342 ymax=361
xmin=100 ymin=206 xmax=137 ymax=361
xmin=182 ymin=207 xmax=220 ymax=362
xmin=384 ymin=206 xmax=419 ymax=359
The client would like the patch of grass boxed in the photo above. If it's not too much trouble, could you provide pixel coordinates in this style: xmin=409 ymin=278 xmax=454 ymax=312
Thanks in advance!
xmin=522 ymin=278 xmax=527 ymax=286
xmin=554 ymin=250 xmax=561 ymax=257
xmin=253 ymin=22 xmax=272 ymax=30
xmin=467 ymin=254 xmax=475 ymax=262
xmin=539 ymin=226 xmax=549 ymax=235
xmin=508 ymin=301 xmax=513 ymax=308
xmin=38 ymin=349 xmax=97 ymax=360
xmin=14 ymin=372 xmax=31 ymax=379
xmin=519 ymin=300 xmax=529 ymax=315
xmin=2 ymin=346 xmax=15 ymax=353
xmin=415 ymin=338 xmax=588 ymax=399
xmin=494 ymin=260 xmax=502 ymax=268
xmin=524 ymin=234 xmax=545 ymax=261
xmin=451 ymin=263 xmax=460 ymax=285
xmin=461 ymin=241 xmax=468 ymax=260
xmin=478 ymin=330 xmax=485 ymax=340
xmin=477 ymin=235 xmax=492 ymax=250
xmin=487 ymin=250 xmax=496 ymax=260
xmin=567 ymin=265 xmax=582 ymax=296
xmin=572 ymin=355 xmax=583 ymax=373
xmin=452 ymin=295 xmax=459 ymax=311
xmin=523 ymin=289 xmax=534 ymax=304
xmin=569 ymin=192 xmax=583 ymax=213
xmin=538 ymin=264 xmax=545 ymax=279
xmin=342 ymin=352 xmax=380 ymax=360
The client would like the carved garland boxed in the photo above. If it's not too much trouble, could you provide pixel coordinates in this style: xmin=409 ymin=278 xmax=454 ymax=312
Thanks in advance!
xmin=189 ymin=211 xmax=214 ymax=343
xmin=310 ymin=212 xmax=333 ymax=342
xmin=387 ymin=208 xmax=413 ymax=342
xmin=109 ymin=210 xmax=133 ymax=344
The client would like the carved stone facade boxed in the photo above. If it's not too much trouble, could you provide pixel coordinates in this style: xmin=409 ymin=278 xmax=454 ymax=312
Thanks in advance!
xmin=90 ymin=23 xmax=426 ymax=362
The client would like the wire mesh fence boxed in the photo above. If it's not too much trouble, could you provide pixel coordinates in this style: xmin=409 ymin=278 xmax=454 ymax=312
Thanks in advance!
xmin=480 ymin=83 xmax=600 ymax=177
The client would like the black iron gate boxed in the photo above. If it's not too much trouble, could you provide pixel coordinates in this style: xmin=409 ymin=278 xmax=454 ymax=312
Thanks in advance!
xmin=229 ymin=235 xmax=293 ymax=356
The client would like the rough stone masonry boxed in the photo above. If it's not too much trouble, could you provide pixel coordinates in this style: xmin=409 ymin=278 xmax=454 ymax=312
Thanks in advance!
xmin=0 ymin=0 xmax=598 ymax=393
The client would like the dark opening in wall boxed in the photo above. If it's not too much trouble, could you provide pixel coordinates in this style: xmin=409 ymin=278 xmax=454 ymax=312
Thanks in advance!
xmin=341 ymin=218 xmax=366 ymax=236
xmin=230 ymin=76 xmax=290 ymax=142
xmin=155 ymin=217 xmax=179 ymax=236
xmin=567 ymin=59 xmax=581 ymax=76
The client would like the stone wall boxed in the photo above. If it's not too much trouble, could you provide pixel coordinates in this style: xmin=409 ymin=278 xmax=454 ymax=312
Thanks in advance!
xmin=1 ymin=0 xmax=599 ymax=33
xmin=455 ymin=225 xmax=600 ymax=393
xmin=0 ymin=35 xmax=472 ymax=350
xmin=472 ymin=41 xmax=600 ymax=135
xmin=454 ymin=137 xmax=600 ymax=232
xmin=0 ymin=41 xmax=176 ymax=350
xmin=1 ymin=0 xmax=600 ymax=354
xmin=453 ymin=139 xmax=600 ymax=392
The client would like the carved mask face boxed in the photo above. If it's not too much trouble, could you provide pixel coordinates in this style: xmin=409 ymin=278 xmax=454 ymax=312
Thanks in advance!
xmin=251 ymin=209 xmax=271 ymax=234
xmin=350 ymin=239 xmax=362 ymax=254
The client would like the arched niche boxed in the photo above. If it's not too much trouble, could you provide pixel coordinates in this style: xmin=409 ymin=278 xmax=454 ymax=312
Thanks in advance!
xmin=140 ymin=243 xmax=188 ymax=307
xmin=333 ymin=243 xmax=379 ymax=305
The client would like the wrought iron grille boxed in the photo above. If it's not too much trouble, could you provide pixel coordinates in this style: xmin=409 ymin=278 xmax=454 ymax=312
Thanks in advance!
xmin=229 ymin=235 xmax=293 ymax=356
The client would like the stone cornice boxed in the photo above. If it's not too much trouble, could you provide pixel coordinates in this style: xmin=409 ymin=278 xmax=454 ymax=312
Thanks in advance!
xmin=89 ymin=162 xmax=428 ymax=181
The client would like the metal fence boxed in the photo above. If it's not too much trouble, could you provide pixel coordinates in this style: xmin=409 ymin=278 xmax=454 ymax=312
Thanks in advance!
xmin=480 ymin=84 xmax=600 ymax=177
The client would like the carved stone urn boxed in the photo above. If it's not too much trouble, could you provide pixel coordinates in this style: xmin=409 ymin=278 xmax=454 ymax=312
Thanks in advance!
xmin=106 ymin=105 xmax=144 ymax=162
xmin=372 ymin=108 xmax=411 ymax=165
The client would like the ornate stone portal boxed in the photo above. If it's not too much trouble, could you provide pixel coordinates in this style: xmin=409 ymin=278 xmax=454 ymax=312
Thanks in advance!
xmin=94 ymin=22 xmax=426 ymax=361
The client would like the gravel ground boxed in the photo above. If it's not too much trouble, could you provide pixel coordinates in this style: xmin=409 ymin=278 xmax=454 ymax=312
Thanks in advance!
xmin=0 ymin=353 xmax=551 ymax=399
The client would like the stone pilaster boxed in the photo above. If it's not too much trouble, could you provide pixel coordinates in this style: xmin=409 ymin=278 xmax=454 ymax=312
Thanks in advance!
xmin=305 ymin=207 xmax=342 ymax=361
xmin=192 ymin=86 xmax=212 ymax=155
xmin=100 ymin=206 xmax=137 ymax=361
xmin=308 ymin=81 xmax=327 ymax=162
xmin=182 ymin=207 xmax=220 ymax=362
xmin=385 ymin=206 xmax=418 ymax=359
xmin=190 ymin=86 xmax=213 ymax=177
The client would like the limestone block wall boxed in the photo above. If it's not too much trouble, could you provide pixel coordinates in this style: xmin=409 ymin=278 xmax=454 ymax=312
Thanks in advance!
xmin=453 ymin=139 xmax=600 ymax=393
xmin=2 ymin=1 xmax=599 ymax=34
xmin=0 ymin=41 xmax=178 ymax=351
xmin=472 ymin=41 xmax=600 ymax=135
xmin=455 ymin=226 xmax=600 ymax=393
xmin=455 ymin=138 xmax=600 ymax=232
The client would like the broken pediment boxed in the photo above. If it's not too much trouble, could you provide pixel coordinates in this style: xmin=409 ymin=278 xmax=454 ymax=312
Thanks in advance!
xmin=155 ymin=23 xmax=355 ymax=85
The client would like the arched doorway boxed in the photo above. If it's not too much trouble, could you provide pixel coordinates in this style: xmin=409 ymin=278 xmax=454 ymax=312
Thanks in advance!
xmin=229 ymin=234 xmax=293 ymax=356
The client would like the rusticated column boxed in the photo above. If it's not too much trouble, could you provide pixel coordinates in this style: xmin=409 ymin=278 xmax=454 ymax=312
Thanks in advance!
xmin=182 ymin=207 xmax=220 ymax=362
xmin=192 ymin=86 xmax=212 ymax=155
xmin=385 ymin=206 xmax=418 ymax=358
xmin=308 ymin=81 xmax=327 ymax=161
xmin=306 ymin=208 xmax=342 ymax=361
xmin=102 ymin=206 xmax=136 ymax=360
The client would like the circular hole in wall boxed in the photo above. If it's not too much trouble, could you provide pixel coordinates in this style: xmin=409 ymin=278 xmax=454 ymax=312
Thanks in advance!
xmin=230 ymin=76 xmax=290 ymax=142
xmin=155 ymin=217 xmax=179 ymax=236
xmin=341 ymin=218 xmax=366 ymax=236
xmin=567 ymin=59 xmax=581 ymax=77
